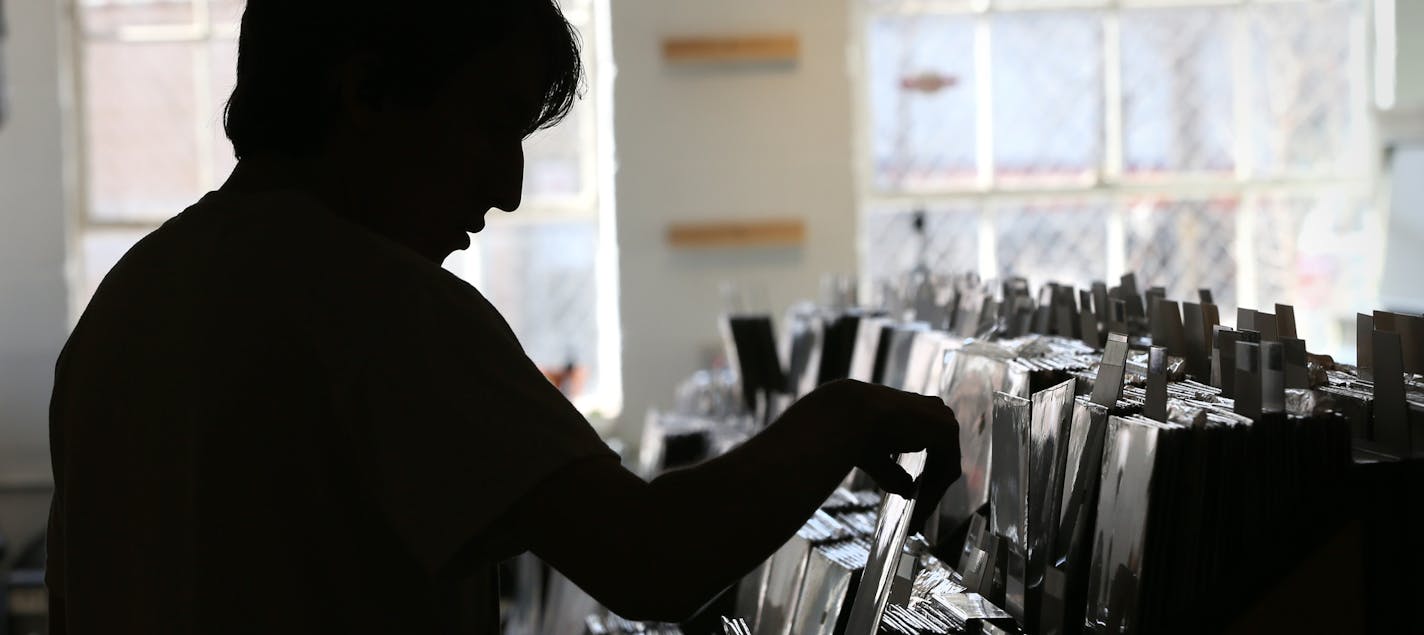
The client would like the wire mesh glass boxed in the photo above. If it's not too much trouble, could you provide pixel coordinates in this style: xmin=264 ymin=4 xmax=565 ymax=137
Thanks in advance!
xmin=1246 ymin=0 xmax=1364 ymax=178
xmin=991 ymin=10 xmax=1103 ymax=185
xmin=994 ymin=199 xmax=1109 ymax=289
xmin=867 ymin=12 xmax=978 ymax=191
xmin=1122 ymin=197 xmax=1238 ymax=310
xmin=1120 ymin=6 xmax=1235 ymax=177
xmin=857 ymin=0 xmax=1374 ymax=336
xmin=863 ymin=205 xmax=982 ymax=285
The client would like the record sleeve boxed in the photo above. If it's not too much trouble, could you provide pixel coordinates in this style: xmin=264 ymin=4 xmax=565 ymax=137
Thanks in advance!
xmin=937 ymin=348 xmax=1032 ymax=538
xmin=843 ymin=451 xmax=928 ymax=635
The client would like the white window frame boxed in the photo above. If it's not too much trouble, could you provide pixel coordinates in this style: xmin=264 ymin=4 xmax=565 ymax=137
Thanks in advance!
xmin=850 ymin=0 xmax=1382 ymax=349
xmin=69 ymin=0 xmax=236 ymax=237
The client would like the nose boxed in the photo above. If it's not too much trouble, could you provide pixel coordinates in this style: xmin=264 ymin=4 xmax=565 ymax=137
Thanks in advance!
xmin=491 ymin=143 xmax=525 ymax=213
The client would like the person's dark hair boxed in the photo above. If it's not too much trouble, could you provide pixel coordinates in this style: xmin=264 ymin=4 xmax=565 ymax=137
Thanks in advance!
xmin=223 ymin=0 xmax=582 ymax=160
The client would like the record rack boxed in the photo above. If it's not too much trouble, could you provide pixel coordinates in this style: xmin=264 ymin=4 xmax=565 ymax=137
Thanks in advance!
xmin=580 ymin=270 xmax=1422 ymax=635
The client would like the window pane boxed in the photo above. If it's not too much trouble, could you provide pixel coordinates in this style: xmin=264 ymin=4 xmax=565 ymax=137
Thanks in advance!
xmin=79 ymin=0 xmax=195 ymax=36
xmin=1251 ymin=195 xmax=1305 ymax=315
xmin=473 ymin=218 xmax=602 ymax=401
xmin=992 ymin=11 xmax=1102 ymax=184
xmin=863 ymin=205 xmax=981 ymax=287
xmin=1121 ymin=7 xmax=1234 ymax=176
xmin=521 ymin=10 xmax=594 ymax=203
xmin=555 ymin=0 xmax=594 ymax=11
xmin=1263 ymin=190 xmax=1374 ymax=350
xmin=1248 ymin=0 xmax=1363 ymax=177
xmin=867 ymin=13 xmax=978 ymax=191
xmin=210 ymin=36 xmax=239 ymax=184
xmin=84 ymin=40 xmax=206 ymax=223
xmin=994 ymin=200 xmax=1107 ymax=288
xmin=1122 ymin=198 xmax=1238 ymax=310
xmin=522 ymin=103 xmax=586 ymax=200
xmin=211 ymin=0 xmax=245 ymax=28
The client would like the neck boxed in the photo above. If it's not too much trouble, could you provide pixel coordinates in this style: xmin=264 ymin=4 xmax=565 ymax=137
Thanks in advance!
xmin=221 ymin=153 xmax=375 ymax=234
xmin=220 ymin=154 xmax=446 ymax=264
xmin=222 ymin=154 xmax=336 ymax=199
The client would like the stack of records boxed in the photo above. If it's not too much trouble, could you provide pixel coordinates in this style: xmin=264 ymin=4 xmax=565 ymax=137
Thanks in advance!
xmin=871 ymin=556 xmax=1019 ymax=634
xmin=935 ymin=337 xmax=1096 ymax=546
xmin=973 ymin=306 xmax=1355 ymax=634
xmin=740 ymin=451 xmax=961 ymax=635
xmin=1310 ymin=311 xmax=1424 ymax=458
xmin=619 ymin=276 xmax=1413 ymax=635
xmin=736 ymin=489 xmax=885 ymax=635
xmin=755 ymin=510 xmax=860 ymax=635
xmin=986 ymin=377 xmax=1080 ymax=634
xmin=845 ymin=452 xmax=931 ymax=634
xmin=1081 ymin=406 xmax=1350 ymax=634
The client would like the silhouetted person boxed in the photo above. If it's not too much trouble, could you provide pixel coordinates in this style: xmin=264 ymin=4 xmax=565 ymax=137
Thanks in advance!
xmin=46 ymin=1 xmax=960 ymax=633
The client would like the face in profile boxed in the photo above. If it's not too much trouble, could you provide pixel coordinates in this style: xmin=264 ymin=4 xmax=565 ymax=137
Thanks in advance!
xmin=347 ymin=36 xmax=551 ymax=263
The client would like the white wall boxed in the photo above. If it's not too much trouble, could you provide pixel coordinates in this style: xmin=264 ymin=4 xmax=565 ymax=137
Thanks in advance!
xmin=0 ymin=0 xmax=69 ymax=486
xmin=609 ymin=0 xmax=859 ymax=440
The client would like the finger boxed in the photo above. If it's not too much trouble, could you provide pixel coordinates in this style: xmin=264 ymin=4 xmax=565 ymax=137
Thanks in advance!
xmin=910 ymin=431 xmax=961 ymax=531
xmin=909 ymin=412 xmax=961 ymax=531
xmin=859 ymin=454 xmax=915 ymax=498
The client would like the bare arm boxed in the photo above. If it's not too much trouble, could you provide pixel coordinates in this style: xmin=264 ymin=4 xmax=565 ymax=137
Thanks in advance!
xmin=471 ymin=380 xmax=960 ymax=622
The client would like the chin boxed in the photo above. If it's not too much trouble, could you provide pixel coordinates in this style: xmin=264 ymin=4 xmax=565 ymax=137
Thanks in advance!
xmin=425 ymin=233 xmax=470 ymax=263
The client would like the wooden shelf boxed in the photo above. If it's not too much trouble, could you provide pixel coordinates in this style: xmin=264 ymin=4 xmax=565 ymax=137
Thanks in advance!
xmin=661 ymin=34 xmax=800 ymax=64
xmin=667 ymin=219 xmax=806 ymax=249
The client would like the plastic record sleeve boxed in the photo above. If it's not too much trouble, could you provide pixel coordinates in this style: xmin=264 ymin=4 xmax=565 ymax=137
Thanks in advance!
xmin=841 ymin=450 xmax=928 ymax=635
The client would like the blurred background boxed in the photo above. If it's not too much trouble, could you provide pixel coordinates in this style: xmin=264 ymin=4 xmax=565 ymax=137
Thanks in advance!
xmin=0 ymin=0 xmax=1421 ymax=617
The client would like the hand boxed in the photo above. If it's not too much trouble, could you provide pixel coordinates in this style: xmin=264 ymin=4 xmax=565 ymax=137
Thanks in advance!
xmin=792 ymin=379 xmax=961 ymax=530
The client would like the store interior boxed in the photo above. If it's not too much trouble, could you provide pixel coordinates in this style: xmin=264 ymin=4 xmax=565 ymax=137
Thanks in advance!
xmin=1 ymin=1 xmax=1422 ymax=633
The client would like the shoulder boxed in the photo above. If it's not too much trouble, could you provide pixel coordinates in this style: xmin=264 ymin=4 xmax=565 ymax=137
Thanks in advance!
xmin=162 ymin=188 xmax=503 ymax=315
xmin=88 ymin=188 xmax=521 ymax=359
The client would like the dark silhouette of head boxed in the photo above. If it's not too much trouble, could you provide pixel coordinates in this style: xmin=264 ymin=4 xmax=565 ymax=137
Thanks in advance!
xmin=223 ymin=0 xmax=582 ymax=262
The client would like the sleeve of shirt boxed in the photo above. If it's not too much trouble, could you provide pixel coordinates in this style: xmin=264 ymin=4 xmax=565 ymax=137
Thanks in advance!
xmin=351 ymin=274 xmax=618 ymax=574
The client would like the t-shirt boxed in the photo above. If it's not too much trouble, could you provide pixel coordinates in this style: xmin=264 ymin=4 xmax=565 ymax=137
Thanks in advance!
xmin=46 ymin=188 xmax=616 ymax=634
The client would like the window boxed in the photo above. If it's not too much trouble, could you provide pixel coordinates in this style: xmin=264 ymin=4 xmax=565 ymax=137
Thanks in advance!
xmin=71 ymin=0 xmax=620 ymax=415
xmin=855 ymin=0 xmax=1379 ymax=353
xmin=441 ymin=0 xmax=620 ymax=416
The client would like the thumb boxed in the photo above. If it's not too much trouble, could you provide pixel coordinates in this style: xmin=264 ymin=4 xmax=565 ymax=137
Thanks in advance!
xmin=860 ymin=454 xmax=915 ymax=498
